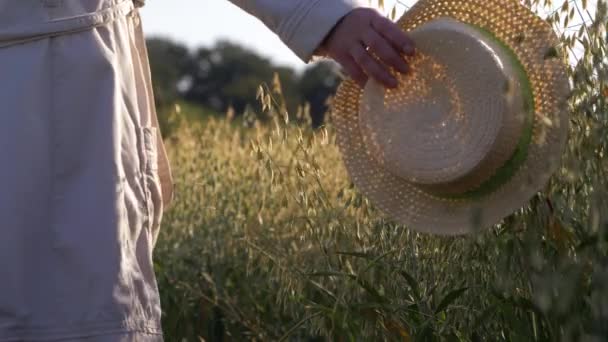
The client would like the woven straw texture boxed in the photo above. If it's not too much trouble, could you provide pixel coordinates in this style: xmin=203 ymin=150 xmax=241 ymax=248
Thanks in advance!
xmin=359 ymin=18 xmax=528 ymax=194
xmin=332 ymin=0 xmax=570 ymax=234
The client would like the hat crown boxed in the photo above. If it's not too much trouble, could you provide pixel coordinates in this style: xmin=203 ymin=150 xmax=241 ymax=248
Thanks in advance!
xmin=359 ymin=18 xmax=526 ymax=195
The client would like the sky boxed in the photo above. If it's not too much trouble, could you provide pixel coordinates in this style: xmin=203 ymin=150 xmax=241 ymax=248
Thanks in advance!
xmin=140 ymin=1 xmax=595 ymax=70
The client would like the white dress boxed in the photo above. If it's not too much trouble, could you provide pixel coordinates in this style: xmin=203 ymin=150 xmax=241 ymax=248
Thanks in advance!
xmin=0 ymin=0 xmax=358 ymax=340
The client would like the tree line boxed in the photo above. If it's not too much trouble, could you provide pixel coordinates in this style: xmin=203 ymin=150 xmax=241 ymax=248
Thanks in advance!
xmin=146 ymin=37 xmax=342 ymax=128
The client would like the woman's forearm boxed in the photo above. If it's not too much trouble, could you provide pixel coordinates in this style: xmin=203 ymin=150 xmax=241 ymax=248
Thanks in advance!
xmin=227 ymin=0 xmax=361 ymax=62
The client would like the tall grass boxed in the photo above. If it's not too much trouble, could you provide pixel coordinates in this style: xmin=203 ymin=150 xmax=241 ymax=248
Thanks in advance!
xmin=155 ymin=1 xmax=607 ymax=340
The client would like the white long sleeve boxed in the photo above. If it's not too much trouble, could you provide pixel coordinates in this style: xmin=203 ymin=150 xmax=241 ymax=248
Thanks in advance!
xmin=227 ymin=0 xmax=362 ymax=62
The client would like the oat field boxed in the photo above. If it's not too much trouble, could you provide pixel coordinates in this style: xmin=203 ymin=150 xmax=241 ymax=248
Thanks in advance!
xmin=154 ymin=1 xmax=608 ymax=341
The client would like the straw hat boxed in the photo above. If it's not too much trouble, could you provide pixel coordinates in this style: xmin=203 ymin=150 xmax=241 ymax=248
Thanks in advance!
xmin=332 ymin=0 xmax=570 ymax=235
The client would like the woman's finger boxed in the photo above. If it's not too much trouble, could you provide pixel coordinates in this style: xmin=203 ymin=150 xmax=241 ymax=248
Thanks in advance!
xmin=371 ymin=15 xmax=416 ymax=56
xmin=362 ymin=29 xmax=409 ymax=73
xmin=351 ymin=44 xmax=397 ymax=88
xmin=338 ymin=54 xmax=368 ymax=87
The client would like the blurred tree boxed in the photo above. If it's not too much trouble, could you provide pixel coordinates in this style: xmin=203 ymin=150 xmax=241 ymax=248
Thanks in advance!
xmin=146 ymin=38 xmax=341 ymax=128
xmin=146 ymin=37 xmax=193 ymax=107
xmin=298 ymin=61 xmax=341 ymax=128
xmin=183 ymin=41 xmax=301 ymax=115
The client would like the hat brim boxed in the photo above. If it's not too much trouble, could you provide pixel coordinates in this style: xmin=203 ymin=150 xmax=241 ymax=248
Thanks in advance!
xmin=332 ymin=0 xmax=570 ymax=235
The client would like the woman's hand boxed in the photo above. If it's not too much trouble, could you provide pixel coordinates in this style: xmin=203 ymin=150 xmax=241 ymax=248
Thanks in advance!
xmin=317 ymin=8 xmax=415 ymax=88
